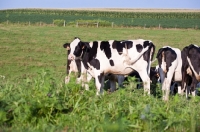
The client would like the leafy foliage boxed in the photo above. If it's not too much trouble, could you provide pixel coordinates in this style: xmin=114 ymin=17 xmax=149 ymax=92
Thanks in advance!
xmin=0 ymin=70 xmax=200 ymax=131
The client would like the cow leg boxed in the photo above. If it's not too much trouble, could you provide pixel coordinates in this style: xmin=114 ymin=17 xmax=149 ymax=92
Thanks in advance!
xmin=158 ymin=67 xmax=165 ymax=85
xmin=170 ymin=82 xmax=176 ymax=95
xmin=162 ymin=70 xmax=174 ymax=101
xmin=107 ymin=74 xmax=117 ymax=92
xmin=177 ymin=82 xmax=183 ymax=95
xmin=95 ymin=73 xmax=105 ymax=95
xmin=186 ymin=85 xmax=190 ymax=98
xmin=84 ymin=72 xmax=93 ymax=90
xmin=137 ymin=70 xmax=150 ymax=95
xmin=117 ymin=75 xmax=125 ymax=88
xmin=190 ymin=78 xmax=198 ymax=96
xmin=109 ymin=80 xmax=116 ymax=92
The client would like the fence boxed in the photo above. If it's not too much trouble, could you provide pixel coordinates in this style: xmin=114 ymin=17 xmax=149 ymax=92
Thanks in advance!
xmin=2 ymin=20 xmax=199 ymax=30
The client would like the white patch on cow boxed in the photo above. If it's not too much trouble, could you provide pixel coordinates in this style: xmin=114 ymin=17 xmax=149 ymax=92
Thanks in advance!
xmin=187 ymin=57 xmax=200 ymax=81
xmin=68 ymin=38 xmax=81 ymax=60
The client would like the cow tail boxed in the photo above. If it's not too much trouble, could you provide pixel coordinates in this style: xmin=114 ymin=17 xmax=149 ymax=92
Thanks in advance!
xmin=147 ymin=42 xmax=155 ymax=76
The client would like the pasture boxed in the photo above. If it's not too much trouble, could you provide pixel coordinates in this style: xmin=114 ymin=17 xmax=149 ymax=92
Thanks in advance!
xmin=0 ymin=25 xmax=200 ymax=131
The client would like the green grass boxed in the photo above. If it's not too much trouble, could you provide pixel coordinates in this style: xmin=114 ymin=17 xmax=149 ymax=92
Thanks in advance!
xmin=0 ymin=25 xmax=200 ymax=131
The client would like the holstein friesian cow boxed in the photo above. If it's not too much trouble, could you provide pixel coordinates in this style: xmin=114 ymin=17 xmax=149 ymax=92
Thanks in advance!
xmin=63 ymin=43 xmax=92 ymax=90
xmin=68 ymin=37 xmax=155 ymax=95
xmin=181 ymin=44 xmax=200 ymax=97
xmin=156 ymin=46 xmax=183 ymax=101
xmin=63 ymin=42 xmax=124 ymax=91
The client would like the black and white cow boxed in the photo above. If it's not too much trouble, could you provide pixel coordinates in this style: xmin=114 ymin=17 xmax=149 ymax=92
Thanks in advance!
xmin=63 ymin=42 xmax=124 ymax=91
xmin=63 ymin=43 xmax=92 ymax=90
xmin=156 ymin=46 xmax=183 ymax=101
xmin=68 ymin=37 xmax=155 ymax=95
xmin=181 ymin=44 xmax=200 ymax=97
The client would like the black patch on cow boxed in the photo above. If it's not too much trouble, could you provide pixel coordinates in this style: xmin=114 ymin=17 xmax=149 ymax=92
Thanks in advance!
xmin=121 ymin=41 xmax=133 ymax=49
xmin=100 ymin=41 xmax=111 ymax=59
xmin=109 ymin=59 xmax=114 ymax=66
xmin=156 ymin=47 xmax=177 ymax=77
xmin=143 ymin=41 xmax=150 ymax=48
xmin=143 ymin=42 xmax=155 ymax=62
xmin=74 ymin=41 xmax=85 ymax=57
xmin=136 ymin=44 xmax=143 ymax=53
xmin=112 ymin=40 xmax=133 ymax=55
xmin=112 ymin=40 xmax=123 ymax=55
xmin=89 ymin=59 xmax=100 ymax=70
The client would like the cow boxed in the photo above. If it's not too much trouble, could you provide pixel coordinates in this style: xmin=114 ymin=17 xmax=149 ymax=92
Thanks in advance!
xmin=63 ymin=43 xmax=92 ymax=90
xmin=67 ymin=37 xmax=155 ymax=95
xmin=156 ymin=46 xmax=183 ymax=101
xmin=181 ymin=44 xmax=200 ymax=98
xmin=63 ymin=42 xmax=125 ymax=91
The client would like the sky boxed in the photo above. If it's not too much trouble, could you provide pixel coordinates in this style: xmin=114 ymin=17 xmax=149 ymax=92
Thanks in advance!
xmin=0 ymin=0 xmax=200 ymax=10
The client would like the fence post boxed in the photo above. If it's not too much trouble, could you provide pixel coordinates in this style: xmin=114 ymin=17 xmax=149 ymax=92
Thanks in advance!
xmin=97 ymin=22 xmax=99 ymax=28
xmin=144 ymin=24 xmax=146 ymax=29
xmin=112 ymin=22 xmax=114 ymax=28
xmin=64 ymin=20 xmax=66 ymax=27
xmin=76 ymin=22 xmax=78 ymax=27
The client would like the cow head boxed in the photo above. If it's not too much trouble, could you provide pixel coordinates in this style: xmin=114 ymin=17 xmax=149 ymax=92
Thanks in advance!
xmin=68 ymin=37 xmax=91 ymax=60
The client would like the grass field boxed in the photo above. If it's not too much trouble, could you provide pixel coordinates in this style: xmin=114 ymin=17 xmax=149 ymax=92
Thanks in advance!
xmin=0 ymin=25 xmax=200 ymax=131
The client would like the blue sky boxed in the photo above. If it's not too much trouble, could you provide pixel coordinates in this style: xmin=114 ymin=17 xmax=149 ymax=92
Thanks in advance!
xmin=0 ymin=0 xmax=200 ymax=10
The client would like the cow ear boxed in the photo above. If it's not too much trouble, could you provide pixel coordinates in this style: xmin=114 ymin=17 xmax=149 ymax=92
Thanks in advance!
xmin=63 ymin=43 xmax=70 ymax=49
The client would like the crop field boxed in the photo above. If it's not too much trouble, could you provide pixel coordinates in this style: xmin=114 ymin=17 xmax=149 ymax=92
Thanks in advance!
xmin=0 ymin=9 xmax=200 ymax=29
xmin=0 ymin=24 xmax=200 ymax=131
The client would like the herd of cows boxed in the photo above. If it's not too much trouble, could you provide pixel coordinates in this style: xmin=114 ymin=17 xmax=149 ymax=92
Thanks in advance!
xmin=63 ymin=37 xmax=200 ymax=101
